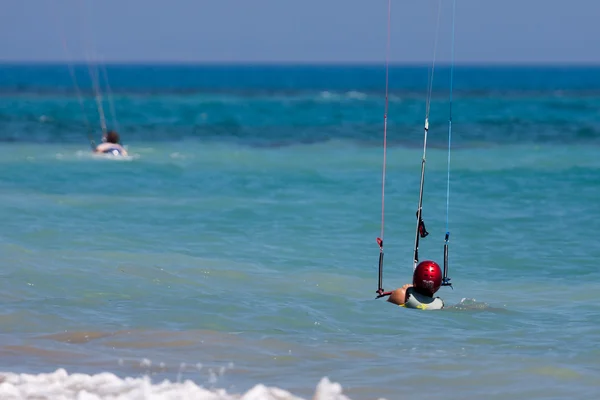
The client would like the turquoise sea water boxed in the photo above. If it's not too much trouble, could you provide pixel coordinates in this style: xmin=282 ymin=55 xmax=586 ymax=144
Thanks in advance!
xmin=0 ymin=64 xmax=599 ymax=399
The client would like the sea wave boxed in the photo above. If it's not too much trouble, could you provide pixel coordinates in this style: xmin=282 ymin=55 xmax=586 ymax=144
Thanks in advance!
xmin=0 ymin=369 xmax=355 ymax=400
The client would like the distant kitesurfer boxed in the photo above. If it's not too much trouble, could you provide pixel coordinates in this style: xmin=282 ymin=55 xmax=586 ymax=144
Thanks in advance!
xmin=387 ymin=260 xmax=444 ymax=310
xmin=94 ymin=130 xmax=128 ymax=156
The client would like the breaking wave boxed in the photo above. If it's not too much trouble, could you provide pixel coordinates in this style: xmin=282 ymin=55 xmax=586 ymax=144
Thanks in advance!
xmin=0 ymin=369 xmax=356 ymax=400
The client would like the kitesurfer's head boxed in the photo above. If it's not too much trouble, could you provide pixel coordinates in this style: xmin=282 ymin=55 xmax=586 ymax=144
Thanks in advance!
xmin=103 ymin=131 xmax=120 ymax=144
xmin=413 ymin=260 xmax=442 ymax=297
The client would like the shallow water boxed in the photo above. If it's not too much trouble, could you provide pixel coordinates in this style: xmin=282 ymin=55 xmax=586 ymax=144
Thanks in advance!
xmin=0 ymin=65 xmax=599 ymax=399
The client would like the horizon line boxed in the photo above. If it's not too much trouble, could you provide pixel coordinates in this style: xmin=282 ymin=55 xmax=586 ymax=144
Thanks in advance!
xmin=2 ymin=59 xmax=600 ymax=67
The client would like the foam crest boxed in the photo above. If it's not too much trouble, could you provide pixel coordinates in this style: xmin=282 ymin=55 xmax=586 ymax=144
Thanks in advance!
xmin=0 ymin=369 xmax=356 ymax=400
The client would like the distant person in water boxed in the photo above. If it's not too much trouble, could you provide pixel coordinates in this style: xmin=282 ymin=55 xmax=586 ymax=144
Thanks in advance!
xmin=387 ymin=260 xmax=444 ymax=310
xmin=94 ymin=130 xmax=128 ymax=156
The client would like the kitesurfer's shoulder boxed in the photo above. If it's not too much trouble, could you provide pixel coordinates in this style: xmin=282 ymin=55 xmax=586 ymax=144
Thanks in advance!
xmin=388 ymin=284 xmax=412 ymax=305
xmin=95 ymin=142 xmax=128 ymax=156
xmin=93 ymin=130 xmax=128 ymax=156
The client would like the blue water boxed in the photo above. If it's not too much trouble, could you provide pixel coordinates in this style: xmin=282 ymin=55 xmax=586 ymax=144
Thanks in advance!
xmin=0 ymin=64 xmax=599 ymax=399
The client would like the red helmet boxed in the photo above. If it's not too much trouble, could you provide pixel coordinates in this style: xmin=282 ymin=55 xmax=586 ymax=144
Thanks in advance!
xmin=413 ymin=260 xmax=442 ymax=296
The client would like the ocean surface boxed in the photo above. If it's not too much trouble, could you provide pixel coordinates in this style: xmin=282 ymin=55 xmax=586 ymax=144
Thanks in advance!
xmin=0 ymin=64 xmax=599 ymax=399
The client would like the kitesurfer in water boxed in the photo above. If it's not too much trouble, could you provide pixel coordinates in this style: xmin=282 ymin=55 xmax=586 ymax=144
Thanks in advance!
xmin=387 ymin=260 xmax=444 ymax=308
xmin=94 ymin=130 xmax=128 ymax=156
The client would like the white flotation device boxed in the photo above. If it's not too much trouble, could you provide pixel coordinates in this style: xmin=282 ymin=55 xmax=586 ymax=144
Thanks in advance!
xmin=402 ymin=287 xmax=444 ymax=310
xmin=103 ymin=147 xmax=123 ymax=156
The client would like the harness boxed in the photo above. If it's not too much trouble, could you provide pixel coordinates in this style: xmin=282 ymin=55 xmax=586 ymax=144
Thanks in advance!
xmin=402 ymin=287 xmax=444 ymax=310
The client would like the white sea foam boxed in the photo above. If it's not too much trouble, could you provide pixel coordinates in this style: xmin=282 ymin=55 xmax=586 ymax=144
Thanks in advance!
xmin=316 ymin=91 xmax=369 ymax=101
xmin=345 ymin=91 xmax=367 ymax=100
xmin=0 ymin=369 xmax=358 ymax=400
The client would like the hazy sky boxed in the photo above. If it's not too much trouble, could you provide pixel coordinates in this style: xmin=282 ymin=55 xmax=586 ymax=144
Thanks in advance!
xmin=0 ymin=0 xmax=597 ymax=63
